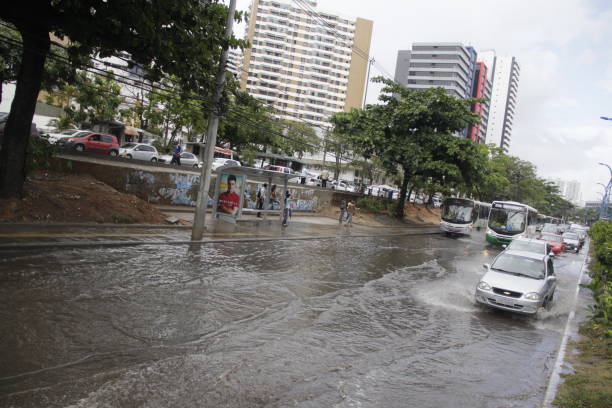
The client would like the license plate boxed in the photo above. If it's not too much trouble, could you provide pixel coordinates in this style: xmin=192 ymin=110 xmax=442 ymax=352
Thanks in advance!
xmin=496 ymin=296 xmax=514 ymax=306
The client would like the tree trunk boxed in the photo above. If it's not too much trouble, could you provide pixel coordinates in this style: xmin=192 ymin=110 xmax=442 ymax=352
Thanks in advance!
xmin=396 ymin=168 xmax=411 ymax=218
xmin=0 ymin=25 xmax=50 ymax=198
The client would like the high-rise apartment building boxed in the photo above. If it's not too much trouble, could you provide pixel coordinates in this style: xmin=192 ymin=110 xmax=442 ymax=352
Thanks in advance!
xmin=393 ymin=42 xmax=477 ymax=99
xmin=240 ymin=0 xmax=373 ymax=128
xmin=551 ymin=178 xmax=582 ymax=203
xmin=478 ymin=51 xmax=520 ymax=152
xmin=468 ymin=61 xmax=492 ymax=144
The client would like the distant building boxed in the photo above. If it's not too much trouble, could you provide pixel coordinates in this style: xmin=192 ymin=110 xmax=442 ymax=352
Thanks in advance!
xmin=394 ymin=42 xmax=477 ymax=99
xmin=240 ymin=0 xmax=373 ymax=128
xmin=478 ymin=50 xmax=520 ymax=152
xmin=551 ymin=179 xmax=582 ymax=204
xmin=468 ymin=61 xmax=492 ymax=143
xmin=394 ymin=42 xmax=479 ymax=139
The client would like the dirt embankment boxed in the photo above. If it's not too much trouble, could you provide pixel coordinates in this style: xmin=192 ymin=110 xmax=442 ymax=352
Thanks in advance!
xmin=0 ymin=171 xmax=168 ymax=224
xmin=319 ymin=203 xmax=441 ymax=227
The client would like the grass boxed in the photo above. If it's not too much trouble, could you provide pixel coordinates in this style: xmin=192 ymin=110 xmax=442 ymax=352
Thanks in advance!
xmin=112 ymin=214 xmax=135 ymax=224
xmin=553 ymin=325 xmax=612 ymax=408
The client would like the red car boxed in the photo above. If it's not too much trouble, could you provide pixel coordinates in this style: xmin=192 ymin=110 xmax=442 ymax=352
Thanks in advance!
xmin=538 ymin=233 xmax=566 ymax=254
xmin=61 ymin=132 xmax=120 ymax=156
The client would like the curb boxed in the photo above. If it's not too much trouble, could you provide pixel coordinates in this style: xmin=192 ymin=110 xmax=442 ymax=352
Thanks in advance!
xmin=0 ymin=229 xmax=442 ymax=250
xmin=541 ymin=245 xmax=590 ymax=407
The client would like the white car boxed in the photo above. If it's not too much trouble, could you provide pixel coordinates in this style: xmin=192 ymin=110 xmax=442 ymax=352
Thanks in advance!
xmin=159 ymin=151 xmax=201 ymax=167
xmin=46 ymin=129 xmax=91 ymax=144
xmin=118 ymin=143 xmax=159 ymax=162
xmin=475 ymin=249 xmax=557 ymax=315
xmin=212 ymin=158 xmax=241 ymax=170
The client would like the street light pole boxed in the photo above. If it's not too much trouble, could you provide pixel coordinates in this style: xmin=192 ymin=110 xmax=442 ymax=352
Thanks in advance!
xmin=191 ymin=0 xmax=237 ymax=241
xmin=597 ymin=162 xmax=612 ymax=220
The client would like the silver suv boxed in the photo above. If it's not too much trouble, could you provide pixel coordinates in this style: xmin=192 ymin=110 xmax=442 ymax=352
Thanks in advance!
xmin=475 ymin=250 xmax=557 ymax=315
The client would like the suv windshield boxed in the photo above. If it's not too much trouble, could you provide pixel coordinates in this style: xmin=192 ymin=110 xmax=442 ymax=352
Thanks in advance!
xmin=563 ymin=233 xmax=578 ymax=240
xmin=442 ymin=199 xmax=474 ymax=224
xmin=488 ymin=208 xmax=525 ymax=236
xmin=492 ymin=254 xmax=545 ymax=279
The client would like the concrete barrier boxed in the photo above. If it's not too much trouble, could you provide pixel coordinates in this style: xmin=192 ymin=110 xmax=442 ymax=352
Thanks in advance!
xmin=53 ymin=154 xmax=366 ymax=211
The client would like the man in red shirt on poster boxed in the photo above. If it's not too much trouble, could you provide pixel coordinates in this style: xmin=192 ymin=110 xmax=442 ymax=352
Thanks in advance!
xmin=217 ymin=174 xmax=241 ymax=216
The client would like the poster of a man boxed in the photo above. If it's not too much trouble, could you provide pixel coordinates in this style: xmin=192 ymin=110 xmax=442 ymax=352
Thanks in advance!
xmin=217 ymin=174 xmax=243 ymax=216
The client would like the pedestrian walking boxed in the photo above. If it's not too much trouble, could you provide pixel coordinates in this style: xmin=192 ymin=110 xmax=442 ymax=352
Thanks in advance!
xmin=170 ymin=143 xmax=182 ymax=165
xmin=256 ymin=183 xmax=267 ymax=218
xmin=339 ymin=199 xmax=347 ymax=224
xmin=346 ymin=200 xmax=358 ymax=226
xmin=282 ymin=190 xmax=291 ymax=226
xmin=321 ymin=169 xmax=329 ymax=188
xmin=270 ymin=184 xmax=279 ymax=209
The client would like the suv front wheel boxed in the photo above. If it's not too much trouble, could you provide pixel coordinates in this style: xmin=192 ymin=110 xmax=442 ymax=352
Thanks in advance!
xmin=75 ymin=144 xmax=84 ymax=152
xmin=109 ymin=150 xmax=118 ymax=157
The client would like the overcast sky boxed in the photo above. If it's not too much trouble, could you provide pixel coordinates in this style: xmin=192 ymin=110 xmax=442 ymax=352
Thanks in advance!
xmin=234 ymin=0 xmax=612 ymax=202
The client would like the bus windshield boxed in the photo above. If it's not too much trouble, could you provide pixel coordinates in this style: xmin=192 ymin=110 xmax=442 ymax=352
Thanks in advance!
xmin=442 ymin=199 xmax=474 ymax=224
xmin=488 ymin=208 xmax=526 ymax=236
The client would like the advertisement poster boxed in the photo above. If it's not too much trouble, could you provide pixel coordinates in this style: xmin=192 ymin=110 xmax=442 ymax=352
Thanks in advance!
xmin=214 ymin=172 xmax=245 ymax=223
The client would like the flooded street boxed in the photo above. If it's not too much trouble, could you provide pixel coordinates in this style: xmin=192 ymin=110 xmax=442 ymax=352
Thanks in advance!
xmin=0 ymin=232 xmax=586 ymax=407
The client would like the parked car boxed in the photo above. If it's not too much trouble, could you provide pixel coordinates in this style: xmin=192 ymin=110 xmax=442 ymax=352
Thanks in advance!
xmin=0 ymin=111 xmax=40 ymax=145
xmin=212 ymin=158 xmax=241 ymax=170
xmin=561 ymin=232 xmax=581 ymax=253
xmin=46 ymin=129 xmax=91 ymax=144
xmin=158 ymin=151 xmax=201 ymax=167
xmin=60 ymin=132 xmax=120 ymax=156
xmin=505 ymin=237 xmax=553 ymax=256
xmin=538 ymin=233 xmax=566 ymax=255
xmin=118 ymin=143 xmax=159 ymax=162
xmin=331 ymin=180 xmax=355 ymax=192
xmin=263 ymin=165 xmax=295 ymax=175
xmin=540 ymin=223 xmax=560 ymax=235
xmin=475 ymin=249 xmax=557 ymax=315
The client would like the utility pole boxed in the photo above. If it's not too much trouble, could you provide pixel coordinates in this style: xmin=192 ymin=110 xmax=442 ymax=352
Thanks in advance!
xmin=363 ymin=58 xmax=375 ymax=108
xmin=191 ymin=0 xmax=237 ymax=241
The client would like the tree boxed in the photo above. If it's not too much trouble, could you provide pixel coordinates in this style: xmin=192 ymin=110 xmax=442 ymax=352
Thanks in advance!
xmin=277 ymin=120 xmax=320 ymax=159
xmin=331 ymin=77 xmax=482 ymax=218
xmin=218 ymin=89 xmax=280 ymax=153
xmin=0 ymin=0 xmax=244 ymax=198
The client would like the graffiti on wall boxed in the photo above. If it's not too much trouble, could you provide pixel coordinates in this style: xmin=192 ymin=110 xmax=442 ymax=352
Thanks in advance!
xmin=157 ymin=174 xmax=212 ymax=206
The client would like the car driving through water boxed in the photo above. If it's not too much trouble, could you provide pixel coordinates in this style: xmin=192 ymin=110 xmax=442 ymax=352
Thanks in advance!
xmin=475 ymin=249 xmax=557 ymax=315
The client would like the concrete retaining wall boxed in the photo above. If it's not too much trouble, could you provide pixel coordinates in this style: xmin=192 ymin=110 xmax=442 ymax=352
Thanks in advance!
xmin=54 ymin=156 xmax=363 ymax=211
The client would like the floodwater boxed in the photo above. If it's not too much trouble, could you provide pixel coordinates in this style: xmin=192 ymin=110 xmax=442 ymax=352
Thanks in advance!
xmin=0 ymin=232 xmax=586 ymax=407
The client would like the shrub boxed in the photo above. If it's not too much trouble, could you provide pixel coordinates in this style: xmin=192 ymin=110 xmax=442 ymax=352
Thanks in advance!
xmin=26 ymin=137 xmax=59 ymax=174
xmin=356 ymin=197 xmax=387 ymax=214
xmin=587 ymin=221 xmax=612 ymax=335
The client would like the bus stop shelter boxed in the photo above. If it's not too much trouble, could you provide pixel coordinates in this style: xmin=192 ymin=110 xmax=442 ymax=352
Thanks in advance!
xmin=213 ymin=165 xmax=296 ymax=222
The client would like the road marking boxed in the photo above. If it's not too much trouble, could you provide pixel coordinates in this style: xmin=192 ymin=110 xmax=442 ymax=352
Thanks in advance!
xmin=541 ymin=245 xmax=589 ymax=407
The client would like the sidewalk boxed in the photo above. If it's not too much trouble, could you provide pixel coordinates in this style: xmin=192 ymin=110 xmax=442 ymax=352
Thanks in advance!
xmin=0 ymin=209 xmax=441 ymax=249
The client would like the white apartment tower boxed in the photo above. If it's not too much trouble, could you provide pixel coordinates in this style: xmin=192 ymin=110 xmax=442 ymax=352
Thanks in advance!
xmin=240 ymin=0 xmax=373 ymax=128
xmin=478 ymin=51 xmax=520 ymax=152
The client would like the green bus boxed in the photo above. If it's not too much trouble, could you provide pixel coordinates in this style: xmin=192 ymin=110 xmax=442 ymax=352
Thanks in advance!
xmin=486 ymin=201 xmax=538 ymax=245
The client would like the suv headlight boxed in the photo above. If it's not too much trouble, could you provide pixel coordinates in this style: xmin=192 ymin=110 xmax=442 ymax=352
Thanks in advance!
xmin=477 ymin=281 xmax=491 ymax=291
xmin=524 ymin=292 xmax=540 ymax=300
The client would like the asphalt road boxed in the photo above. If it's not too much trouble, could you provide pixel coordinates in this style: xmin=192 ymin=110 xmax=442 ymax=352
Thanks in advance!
xmin=0 ymin=230 xmax=587 ymax=407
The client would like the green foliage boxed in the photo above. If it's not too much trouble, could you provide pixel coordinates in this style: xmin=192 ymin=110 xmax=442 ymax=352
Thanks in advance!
xmin=151 ymin=139 xmax=170 ymax=155
xmin=356 ymin=197 xmax=388 ymax=214
xmin=46 ymin=116 xmax=76 ymax=132
xmin=276 ymin=120 xmax=320 ymax=158
xmin=587 ymin=221 xmax=612 ymax=335
xmin=332 ymin=77 xmax=482 ymax=218
xmin=218 ymin=88 xmax=280 ymax=152
xmin=26 ymin=138 xmax=59 ymax=173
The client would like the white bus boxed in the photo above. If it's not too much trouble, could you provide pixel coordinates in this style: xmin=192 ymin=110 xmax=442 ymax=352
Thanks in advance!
xmin=486 ymin=201 xmax=538 ymax=245
xmin=440 ymin=198 xmax=491 ymax=235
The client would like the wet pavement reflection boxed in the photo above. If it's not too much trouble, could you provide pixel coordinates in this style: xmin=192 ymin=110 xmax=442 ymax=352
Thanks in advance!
xmin=0 ymin=232 xmax=586 ymax=407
